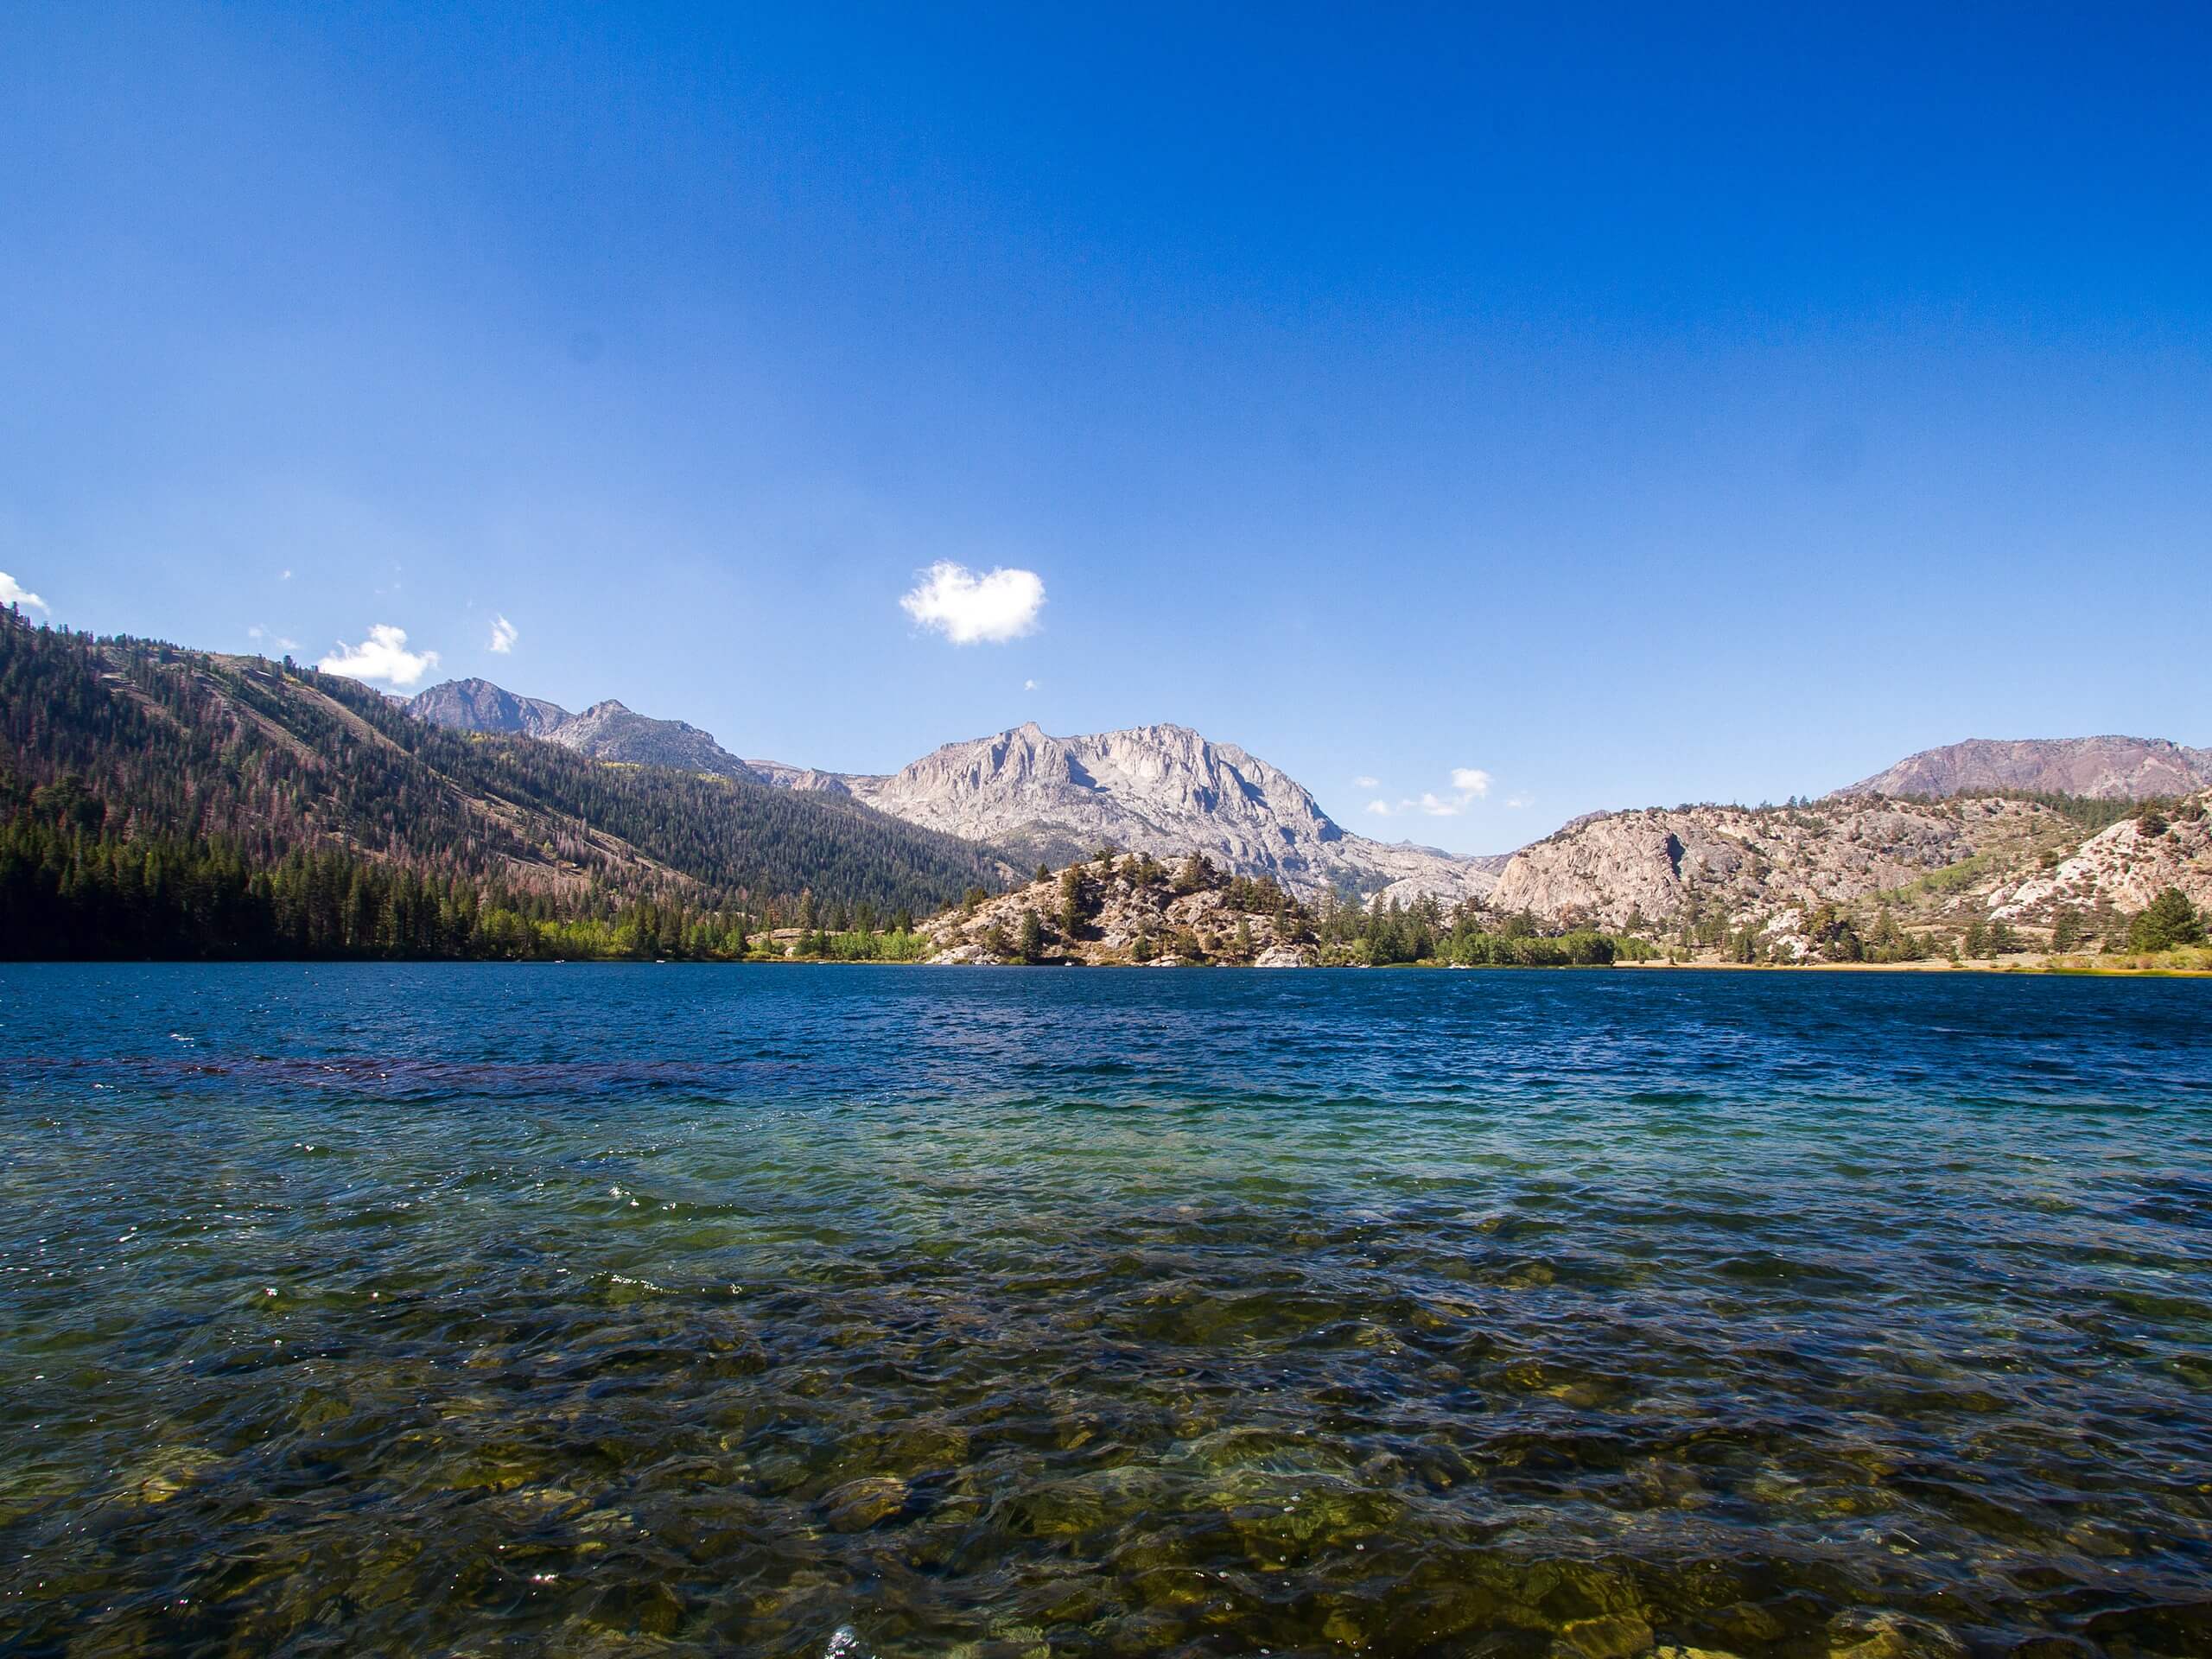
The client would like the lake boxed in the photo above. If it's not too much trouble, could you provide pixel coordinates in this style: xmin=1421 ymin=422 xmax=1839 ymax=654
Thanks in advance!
xmin=1 ymin=964 xmax=2208 ymax=1657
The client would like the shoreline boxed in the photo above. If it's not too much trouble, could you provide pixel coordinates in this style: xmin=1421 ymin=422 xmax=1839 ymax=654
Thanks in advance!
xmin=7 ymin=955 xmax=2208 ymax=977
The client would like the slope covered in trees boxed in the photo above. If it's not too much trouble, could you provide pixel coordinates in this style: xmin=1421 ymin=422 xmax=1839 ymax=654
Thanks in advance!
xmin=0 ymin=614 xmax=1008 ymax=958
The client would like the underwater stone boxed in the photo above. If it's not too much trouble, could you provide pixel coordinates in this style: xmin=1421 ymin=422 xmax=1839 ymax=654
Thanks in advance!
xmin=1557 ymin=1611 xmax=1656 ymax=1659
xmin=1826 ymin=1609 xmax=1969 ymax=1659
xmin=820 ymin=1475 xmax=910 ymax=1531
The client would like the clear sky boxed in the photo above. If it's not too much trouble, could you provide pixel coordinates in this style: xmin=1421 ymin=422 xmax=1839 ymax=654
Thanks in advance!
xmin=4 ymin=3 xmax=2207 ymax=854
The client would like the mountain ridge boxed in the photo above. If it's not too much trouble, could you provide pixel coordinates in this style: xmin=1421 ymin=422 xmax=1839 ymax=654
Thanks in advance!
xmin=410 ymin=680 xmax=1505 ymax=904
xmin=1836 ymin=735 xmax=2212 ymax=801
xmin=407 ymin=680 xmax=764 ymax=784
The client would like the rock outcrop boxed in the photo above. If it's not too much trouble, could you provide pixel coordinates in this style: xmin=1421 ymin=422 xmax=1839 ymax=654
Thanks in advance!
xmin=756 ymin=721 xmax=1501 ymax=906
xmin=1836 ymin=736 xmax=2212 ymax=802
xmin=925 ymin=854 xmax=1317 ymax=966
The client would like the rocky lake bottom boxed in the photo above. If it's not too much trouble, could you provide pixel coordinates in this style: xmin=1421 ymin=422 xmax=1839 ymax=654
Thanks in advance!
xmin=1 ymin=964 xmax=2207 ymax=1657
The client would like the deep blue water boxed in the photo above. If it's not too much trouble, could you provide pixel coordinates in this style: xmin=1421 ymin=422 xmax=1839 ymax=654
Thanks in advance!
xmin=2 ymin=964 xmax=2209 ymax=1658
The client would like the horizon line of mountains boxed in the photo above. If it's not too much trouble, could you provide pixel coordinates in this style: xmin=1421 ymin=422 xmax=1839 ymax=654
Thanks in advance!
xmin=407 ymin=674 xmax=2212 ymax=913
xmin=6 ymin=612 xmax=2207 ymax=961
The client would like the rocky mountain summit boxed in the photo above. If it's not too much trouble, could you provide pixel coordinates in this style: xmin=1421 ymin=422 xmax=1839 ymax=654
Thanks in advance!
xmin=753 ymin=721 xmax=1502 ymax=906
xmin=405 ymin=677 xmax=569 ymax=738
xmin=407 ymin=680 xmax=761 ymax=783
xmin=1837 ymin=735 xmax=2212 ymax=801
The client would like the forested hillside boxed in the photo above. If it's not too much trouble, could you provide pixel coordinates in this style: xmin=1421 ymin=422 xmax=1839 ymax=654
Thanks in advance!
xmin=0 ymin=615 xmax=1008 ymax=958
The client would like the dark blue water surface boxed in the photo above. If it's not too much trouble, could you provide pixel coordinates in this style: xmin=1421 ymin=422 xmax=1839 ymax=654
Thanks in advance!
xmin=2 ymin=964 xmax=2209 ymax=1658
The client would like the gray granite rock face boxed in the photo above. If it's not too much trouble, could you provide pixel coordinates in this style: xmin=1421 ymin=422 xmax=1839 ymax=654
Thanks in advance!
xmin=757 ymin=721 xmax=1501 ymax=904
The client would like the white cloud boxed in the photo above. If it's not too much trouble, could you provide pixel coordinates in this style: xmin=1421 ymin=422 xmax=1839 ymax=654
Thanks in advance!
xmin=899 ymin=561 xmax=1045 ymax=645
xmin=279 ymin=569 xmax=293 ymax=582
xmin=245 ymin=626 xmax=298 ymax=652
xmin=1376 ymin=766 xmax=1497 ymax=818
xmin=1354 ymin=775 xmax=1379 ymax=789
xmin=318 ymin=624 xmax=440 ymax=687
xmin=1023 ymin=678 xmax=1039 ymax=691
xmin=1506 ymin=796 xmax=1529 ymax=810
xmin=488 ymin=613 xmax=518 ymax=654
xmin=0 ymin=572 xmax=48 ymax=612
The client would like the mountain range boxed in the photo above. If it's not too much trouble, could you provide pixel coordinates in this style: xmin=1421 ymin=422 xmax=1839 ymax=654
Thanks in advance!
xmin=400 ymin=675 xmax=2211 ymax=945
xmin=6 ymin=613 xmax=2204 ymax=963
xmin=409 ymin=680 xmax=1503 ymax=906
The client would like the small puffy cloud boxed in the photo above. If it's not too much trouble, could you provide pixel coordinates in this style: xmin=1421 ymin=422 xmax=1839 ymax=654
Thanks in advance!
xmin=246 ymin=626 xmax=300 ymax=652
xmin=488 ymin=613 xmax=518 ymax=654
xmin=1450 ymin=767 xmax=1492 ymax=797
xmin=899 ymin=561 xmax=1045 ymax=645
xmin=1415 ymin=792 xmax=1462 ymax=817
xmin=279 ymin=569 xmax=293 ymax=582
xmin=318 ymin=624 xmax=439 ymax=687
xmin=0 ymin=572 xmax=48 ymax=612
xmin=1023 ymin=678 xmax=1039 ymax=691
xmin=1364 ymin=799 xmax=1394 ymax=817
xmin=1506 ymin=795 xmax=1530 ymax=810
xmin=1354 ymin=775 xmax=1379 ymax=789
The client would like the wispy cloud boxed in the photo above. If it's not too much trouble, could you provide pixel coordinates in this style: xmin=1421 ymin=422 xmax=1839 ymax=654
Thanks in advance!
xmin=1023 ymin=678 xmax=1039 ymax=691
xmin=246 ymin=626 xmax=299 ymax=652
xmin=318 ymin=624 xmax=439 ymax=687
xmin=1373 ymin=766 xmax=1497 ymax=818
xmin=488 ymin=613 xmax=518 ymax=654
xmin=1353 ymin=775 xmax=1379 ymax=789
xmin=0 ymin=572 xmax=48 ymax=613
xmin=899 ymin=562 xmax=1046 ymax=645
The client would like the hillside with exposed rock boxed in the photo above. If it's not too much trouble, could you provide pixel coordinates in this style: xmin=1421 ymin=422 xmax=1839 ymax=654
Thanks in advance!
xmin=1837 ymin=736 xmax=2212 ymax=801
xmin=1990 ymin=795 xmax=2212 ymax=921
xmin=1486 ymin=796 xmax=2088 ymax=942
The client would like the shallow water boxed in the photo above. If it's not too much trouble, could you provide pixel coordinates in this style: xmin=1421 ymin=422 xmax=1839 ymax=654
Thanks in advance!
xmin=1 ymin=964 xmax=2208 ymax=1658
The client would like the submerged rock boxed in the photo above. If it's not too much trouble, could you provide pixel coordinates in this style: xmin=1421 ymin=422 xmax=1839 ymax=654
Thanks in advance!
xmin=819 ymin=1475 xmax=910 ymax=1532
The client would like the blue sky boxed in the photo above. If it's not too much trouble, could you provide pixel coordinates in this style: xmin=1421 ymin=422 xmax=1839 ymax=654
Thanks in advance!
xmin=3 ymin=3 xmax=2207 ymax=854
